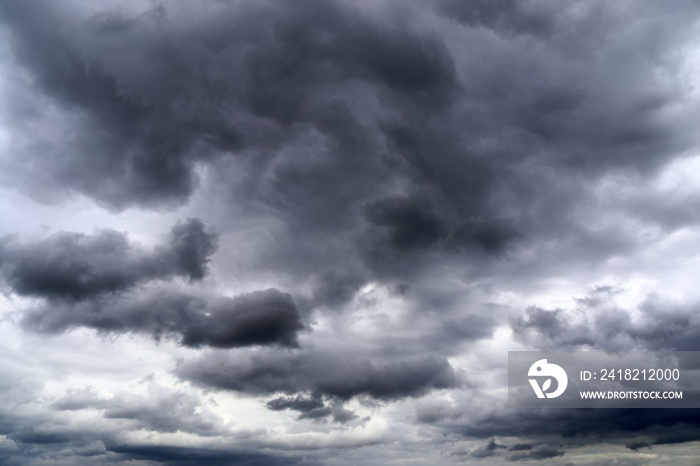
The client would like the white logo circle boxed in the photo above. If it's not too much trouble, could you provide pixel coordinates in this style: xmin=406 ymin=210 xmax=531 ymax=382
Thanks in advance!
xmin=528 ymin=359 xmax=568 ymax=399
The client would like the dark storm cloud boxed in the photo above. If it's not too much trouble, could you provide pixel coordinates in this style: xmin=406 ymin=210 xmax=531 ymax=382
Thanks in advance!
xmin=1 ymin=0 xmax=697 ymax=303
xmin=267 ymin=394 xmax=326 ymax=415
xmin=433 ymin=407 xmax=700 ymax=453
xmin=4 ymin=426 xmax=316 ymax=466
xmin=106 ymin=444 xmax=320 ymax=466
xmin=20 ymin=287 xmax=305 ymax=349
xmin=181 ymin=289 xmax=305 ymax=349
xmin=365 ymin=196 xmax=446 ymax=251
xmin=0 ymin=2 xmax=226 ymax=209
xmin=499 ymin=288 xmax=700 ymax=454
xmin=508 ymin=443 xmax=532 ymax=452
xmin=625 ymin=441 xmax=653 ymax=452
xmin=266 ymin=394 xmax=358 ymax=423
xmin=437 ymin=0 xmax=592 ymax=43
xmin=507 ymin=444 xmax=564 ymax=461
xmin=178 ymin=349 xmax=460 ymax=402
xmin=0 ymin=219 xmax=217 ymax=300
xmin=0 ymin=0 xmax=457 ymax=210
xmin=9 ymin=429 xmax=76 ymax=446
xmin=0 ymin=213 xmax=302 ymax=349
xmin=510 ymin=290 xmax=700 ymax=351
xmin=4 ymin=422 xmax=312 ymax=466
xmin=623 ymin=431 xmax=700 ymax=452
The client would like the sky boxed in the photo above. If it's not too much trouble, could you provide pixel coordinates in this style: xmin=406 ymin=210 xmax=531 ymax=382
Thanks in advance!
xmin=0 ymin=0 xmax=700 ymax=465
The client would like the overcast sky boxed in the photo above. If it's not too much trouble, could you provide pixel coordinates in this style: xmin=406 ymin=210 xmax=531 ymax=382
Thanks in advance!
xmin=1 ymin=1 xmax=700 ymax=465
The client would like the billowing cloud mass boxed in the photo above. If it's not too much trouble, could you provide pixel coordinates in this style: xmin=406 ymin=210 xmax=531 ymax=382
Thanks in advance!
xmin=0 ymin=0 xmax=700 ymax=464
xmin=179 ymin=349 xmax=460 ymax=400
xmin=0 ymin=218 xmax=217 ymax=299
xmin=21 ymin=287 xmax=305 ymax=349
xmin=510 ymin=288 xmax=700 ymax=351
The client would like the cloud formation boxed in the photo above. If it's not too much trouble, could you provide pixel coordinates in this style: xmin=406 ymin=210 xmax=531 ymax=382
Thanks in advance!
xmin=179 ymin=349 xmax=460 ymax=402
xmin=1 ymin=0 xmax=700 ymax=464
xmin=510 ymin=288 xmax=700 ymax=351
xmin=21 ymin=287 xmax=305 ymax=349
xmin=0 ymin=218 xmax=217 ymax=300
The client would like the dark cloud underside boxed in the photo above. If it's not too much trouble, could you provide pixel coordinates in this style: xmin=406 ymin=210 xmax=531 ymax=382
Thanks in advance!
xmin=178 ymin=349 xmax=460 ymax=401
xmin=20 ymin=288 xmax=305 ymax=349
xmin=0 ymin=218 xmax=304 ymax=348
xmin=0 ymin=218 xmax=217 ymax=300
xmin=105 ymin=444 xmax=320 ymax=466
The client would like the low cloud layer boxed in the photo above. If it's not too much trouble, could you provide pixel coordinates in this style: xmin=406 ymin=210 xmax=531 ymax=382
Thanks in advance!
xmin=21 ymin=287 xmax=305 ymax=349
xmin=179 ymin=349 xmax=460 ymax=402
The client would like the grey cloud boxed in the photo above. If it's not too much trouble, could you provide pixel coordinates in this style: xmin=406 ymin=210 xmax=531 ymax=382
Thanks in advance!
xmin=103 ymin=394 xmax=222 ymax=436
xmin=362 ymin=309 xmax=500 ymax=361
xmin=168 ymin=219 xmax=220 ymax=281
xmin=507 ymin=443 xmax=564 ymax=461
xmin=52 ymin=384 xmax=223 ymax=437
xmin=8 ymin=429 xmax=76 ymax=446
xmin=438 ymin=0 xmax=559 ymax=38
xmin=0 ymin=360 xmax=309 ymax=466
xmin=413 ymin=405 xmax=697 ymax=466
xmin=267 ymin=394 xmax=326 ymax=415
xmin=308 ymin=269 xmax=366 ymax=309
xmin=266 ymin=394 xmax=358 ymax=423
xmin=0 ymin=219 xmax=217 ymax=301
xmin=365 ymin=196 xmax=446 ymax=251
xmin=51 ymin=386 xmax=110 ymax=411
xmin=467 ymin=439 xmax=506 ymax=459
xmin=181 ymin=289 xmax=304 ymax=349
xmin=0 ymin=2 xmax=224 ymax=210
xmin=448 ymin=218 xmax=521 ymax=254
xmin=105 ymin=444 xmax=321 ymax=466
xmin=652 ymin=430 xmax=700 ymax=446
xmin=510 ymin=290 xmax=700 ymax=351
xmin=415 ymin=398 xmax=460 ymax=424
xmin=508 ymin=443 xmax=532 ymax=451
xmin=1 ymin=0 xmax=696 ymax=320
xmin=21 ymin=288 xmax=305 ymax=349
xmin=440 ymin=407 xmax=700 ymax=449
xmin=0 ymin=0 xmax=457 ymax=210
xmin=178 ymin=349 xmax=460 ymax=402
xmin=6 ymin=426 xmax=315 ymax=466
xmin=625 ymin=441 xmax=653 ymax=451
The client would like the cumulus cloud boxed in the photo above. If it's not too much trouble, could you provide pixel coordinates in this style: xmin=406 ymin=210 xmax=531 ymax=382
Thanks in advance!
xmin=52 ymin=384 xmax=225 ymax=436
xmin=510 ymin=289 xmax=700 ymax=351
xmin=178 ymin=349 xmax=460 ymax=402
xmin=0 ymin=218 xmax=218 ymax=300
xmin=266 ymin=394 xmax=358 ymax=423
xmin=0 ymin=218 xmax=306 ymax=349
xmin=21 ymin=287 xmax=305 ymax=349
